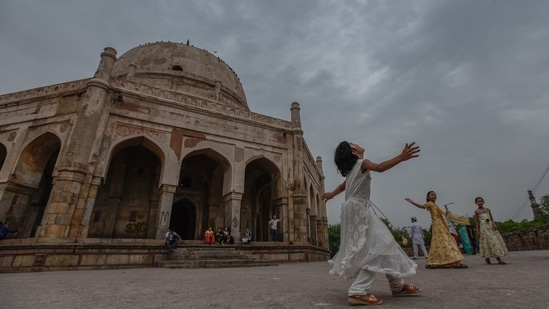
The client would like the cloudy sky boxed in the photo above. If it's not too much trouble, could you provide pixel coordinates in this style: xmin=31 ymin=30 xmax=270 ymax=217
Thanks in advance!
xmin=1 ymin=0 xmax=548 ymax=229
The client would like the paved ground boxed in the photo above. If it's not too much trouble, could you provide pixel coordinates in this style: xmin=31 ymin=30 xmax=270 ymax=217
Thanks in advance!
xmin=1 ymin=250 xmax=548 ymax=308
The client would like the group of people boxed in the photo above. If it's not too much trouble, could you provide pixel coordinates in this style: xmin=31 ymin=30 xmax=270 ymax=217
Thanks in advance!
xmin=164 ymin=225 xmax=251 ymax=252
xmin=206 ymin=227 xmax=253 ymax=245
xmin=405 ymin=193 xmax=508 ymax=268
xmin=322 ymin=140 xmax=509 ymax=306
xmin=202 ymin=215 xmax=279 ymax=245
xmin=204 ymin=226 xmax=235 ymax=245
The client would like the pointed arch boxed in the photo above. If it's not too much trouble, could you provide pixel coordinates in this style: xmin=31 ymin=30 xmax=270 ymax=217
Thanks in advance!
xmin=242 ymin=156 xmax=281 ymax=241
xmin=89 ymin=139 xmax=162 ymax=239
xmin=7 ymin=132 xmax=61 ymax=238
xmin=13 ymin=132 xmax=61 ymax=188
xmin=101 ymin=135 xmax=166 ymax=181
xmin=175 ymin=148 xmax=232 ymax=239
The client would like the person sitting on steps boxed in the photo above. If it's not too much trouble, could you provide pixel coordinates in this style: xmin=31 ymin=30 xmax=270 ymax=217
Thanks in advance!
xmin=242 ymin=227 xmax=252 ymax=245
xmin=165 ymin=227 xmax=181 ymax=253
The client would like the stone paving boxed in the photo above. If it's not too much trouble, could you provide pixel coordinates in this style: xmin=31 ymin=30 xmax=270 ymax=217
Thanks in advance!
xmin=1 ymin=250 xmax=548 ymax=308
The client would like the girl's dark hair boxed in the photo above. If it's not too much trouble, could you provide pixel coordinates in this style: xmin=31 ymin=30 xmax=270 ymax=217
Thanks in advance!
xmin=426 ymin=191 xmax=436 ymax=202
xmin=334 ymin=141 xmax=358 ymax=177
xmin=474 ymin=197 xmax=484 ymax=202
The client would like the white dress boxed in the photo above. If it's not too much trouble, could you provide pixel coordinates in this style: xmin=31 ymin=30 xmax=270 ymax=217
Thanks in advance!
xmin=329 ymin=159 xmax=417 ymax=278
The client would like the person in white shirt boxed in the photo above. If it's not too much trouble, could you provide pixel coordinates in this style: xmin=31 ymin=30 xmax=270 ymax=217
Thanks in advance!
xmin=165 ymin=227 xmax=181 ymax=252
xmin=409 ymin=217 xmax=429 ymax=259
xmin=268 ymin=215 xmax=281 ymax=241
xmin=242 ymin=227 xmax=252 ymax=245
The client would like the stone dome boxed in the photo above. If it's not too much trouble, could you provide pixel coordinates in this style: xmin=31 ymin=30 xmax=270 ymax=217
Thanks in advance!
xmin=112 ymin=42 xmax=248 ymax=110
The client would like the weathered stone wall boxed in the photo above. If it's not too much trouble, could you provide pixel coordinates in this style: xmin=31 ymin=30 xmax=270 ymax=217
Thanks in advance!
xmin=502 ymin=224 xmax=549 ymax=251
xmin=0 ymin=240 xmax=330 ymax=273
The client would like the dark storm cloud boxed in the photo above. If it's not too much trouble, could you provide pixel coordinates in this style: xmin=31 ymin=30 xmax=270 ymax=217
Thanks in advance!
xmin=1 ymin=0 xmax=548 ymax=228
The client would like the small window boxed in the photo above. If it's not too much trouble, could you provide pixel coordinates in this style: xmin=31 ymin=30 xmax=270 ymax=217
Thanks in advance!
xmin=172 ymin=65 xmax=183 ymax=71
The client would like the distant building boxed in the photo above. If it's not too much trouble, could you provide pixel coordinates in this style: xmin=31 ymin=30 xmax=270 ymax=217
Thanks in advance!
xmin=528 ymin=190 xmax=542 ymax=219
xmin=0 ymin=42 xmax=328 ymax=259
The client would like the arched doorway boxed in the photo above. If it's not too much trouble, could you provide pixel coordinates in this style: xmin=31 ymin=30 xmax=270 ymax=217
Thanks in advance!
xmin=7 ymin=133 xmax=61 ymax=238
xmin=170 ymin=199 xmax=196 ymax=240
xmin=177 ymin=150 xmax=231 ymax=240
xmin=91 ymin=143 xmax=161 ymax=239
xmin=242 ymin=158 xmax=281 ymax=242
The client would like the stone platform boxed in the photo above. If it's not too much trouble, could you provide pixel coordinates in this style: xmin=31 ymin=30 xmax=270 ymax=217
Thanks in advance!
xmin=0 ymin=239 xmax=329 ymax=273
xmin=1 ymin=250 xmax=548 ymax=308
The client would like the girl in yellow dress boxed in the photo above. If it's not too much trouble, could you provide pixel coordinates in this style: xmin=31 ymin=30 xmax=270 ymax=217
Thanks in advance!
xmin=405 ymin=191 xmax=467 ymax=268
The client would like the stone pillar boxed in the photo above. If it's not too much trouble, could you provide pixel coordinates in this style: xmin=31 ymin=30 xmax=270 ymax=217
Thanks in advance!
xmin=37 ymin=47 xmax=117 ymax=241
xmin=224 ymin=191 xmax=243 ymax=241
xmin=289 ymin=101 xmax=306 ymax=243
xmin=290 ymin=102 xmax=302 ymax=128
xmin=76 ymin=176 xmax=102 ymax=238
xmin=37 ymin=166 xmax=86 ymax=242
xmin=156 ymin=184 xmax=176 ymax=239
xmin=291 ymin=189 xmax=308 ymax=244
xmin=321 ymin=217 xmax=329 ymax=249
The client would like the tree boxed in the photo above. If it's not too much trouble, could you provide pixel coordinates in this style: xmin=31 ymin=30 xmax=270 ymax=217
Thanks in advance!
xmin=328 ymin=223 xmax=340 ymax=258
xmin=381 ymin=218 xmax=410 ymax=248
xmin=539 ymin=194 xmax=549 ymax=218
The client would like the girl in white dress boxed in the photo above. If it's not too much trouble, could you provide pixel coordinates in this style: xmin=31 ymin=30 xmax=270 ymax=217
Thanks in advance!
xmin=322 ymin=141 xmax=422 ymax=306
xmin=474 ymin=197 xmax=508 ymax=265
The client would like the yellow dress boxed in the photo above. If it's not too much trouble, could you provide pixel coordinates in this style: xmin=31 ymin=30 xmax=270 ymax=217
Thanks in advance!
xmin=424 ymin=202 xmax=463 ymax=267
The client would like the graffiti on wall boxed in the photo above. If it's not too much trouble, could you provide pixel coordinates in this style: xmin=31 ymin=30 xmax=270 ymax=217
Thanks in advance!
xmin=125 ymin=222 xmax=147 ymax=234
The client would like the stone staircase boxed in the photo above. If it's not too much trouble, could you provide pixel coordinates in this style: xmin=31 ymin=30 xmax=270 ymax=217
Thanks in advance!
xmin=157 ymin=246 xmax=278 ymax=269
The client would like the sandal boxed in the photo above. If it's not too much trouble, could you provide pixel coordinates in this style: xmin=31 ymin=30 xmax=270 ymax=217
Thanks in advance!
xmin=392 ymin=283 xmax=422 ymax=297
xmin=485 ymin=258 xmax=491 ymax=264
xmin=348 ymin=293 xmax=384 ymax=306
xmin=497 ymin=259 xmax=506 ymax=265
xmin=451 ymin=263 xmax=468 ymax=268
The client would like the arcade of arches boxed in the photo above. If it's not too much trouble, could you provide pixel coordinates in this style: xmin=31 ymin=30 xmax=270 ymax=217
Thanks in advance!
xmin=0 ymin=42 xmax=329 ymax=258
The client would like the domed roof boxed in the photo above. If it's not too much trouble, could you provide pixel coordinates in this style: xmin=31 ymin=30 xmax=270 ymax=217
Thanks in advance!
xmin=112 ymin=42 xmax=248 ymax=110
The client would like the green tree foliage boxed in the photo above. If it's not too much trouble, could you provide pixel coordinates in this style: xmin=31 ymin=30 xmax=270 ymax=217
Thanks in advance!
xmin=539 ymin=194 xmax=549 ymax=218
xmin=328 ymin=223 xmax=340 ymax=258
xmin=381 ymin=218 xmax=410 ymax=248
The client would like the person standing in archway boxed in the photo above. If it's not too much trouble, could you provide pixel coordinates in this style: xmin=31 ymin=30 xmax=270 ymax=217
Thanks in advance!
xmin=268 ymin=215 xmax=282 ymax=241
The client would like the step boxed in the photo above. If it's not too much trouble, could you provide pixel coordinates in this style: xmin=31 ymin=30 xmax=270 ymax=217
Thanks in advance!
xmin=178 ymin=251 xmax=260 ymax=260
xmin=158 ymin=247 xmax=277 ymax=269
xmin=158 ymin=259 xmax=277 ymax=269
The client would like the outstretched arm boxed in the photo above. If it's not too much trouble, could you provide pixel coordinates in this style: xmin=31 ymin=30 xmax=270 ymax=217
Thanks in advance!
xmin=405 ymin=197 xmax=425 ymax=209
xmin=361 ymin=142 xmax=420 ymax=173
xmin=322 ymin=181 xmax=346 ymax=202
